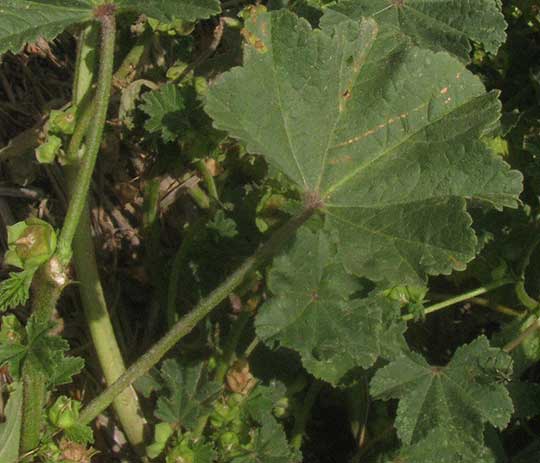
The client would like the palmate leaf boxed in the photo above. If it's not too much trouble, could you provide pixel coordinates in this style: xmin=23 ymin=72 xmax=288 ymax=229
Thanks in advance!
xmin=205 ymin=10 xmax=522 ymax=285
xmin=0 ymin=270 xmax=34 ymax=312
xmin=230 ymin=415 xmax=300 ymax=463
xmin=370 ymin=336 xmax=513 ymax=462
xmin=115 ymin=0 xmax=221 ymax=22
xmin=155 ymin=360 xmax=222 ymax=429
xmin=140 ymin=83 xmax=187 ymax=142
xmin=0 ymin=0 xmax=94 ymax=55
xmin=0 ymin=317 xmax=84 ymax=383
xmin=323 ymin=0 xmax=507 ymax=61
xmin=255 ymin=228 xmax=403 ymax=384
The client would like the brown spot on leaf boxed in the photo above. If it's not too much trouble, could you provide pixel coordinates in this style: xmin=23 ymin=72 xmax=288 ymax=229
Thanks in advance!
xmin=392 ymin=0 xmax=405 ymax=8
xmin=311 ymin=290 xmax=320 ymax=302
xmin=240 ymin=28 xmax=268 ymax=53
xmin=329 ymin=155 xmax=353 ymax=165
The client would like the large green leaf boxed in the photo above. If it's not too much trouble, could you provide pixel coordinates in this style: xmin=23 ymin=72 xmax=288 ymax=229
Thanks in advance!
xmin=205 ymin=10 xmax=522 ymax=284
xmin=370 ymin=336 xmax=513 ymax=462
xmin=255 ymin=228 xmax=402 ymax=384
xmin=115 ymin=0 xmax=221 ymax=22
xmin=323 ymin=0 xmax=506 ymax=61
xmin=0 ymin=384 xmax=22 ymax=463
xmin=0 ymin=0 xmax=94 ymax=55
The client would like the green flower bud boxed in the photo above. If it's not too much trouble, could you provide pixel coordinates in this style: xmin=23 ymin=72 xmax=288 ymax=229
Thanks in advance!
xmin=273 ymin=397 xmax=289 ymax=418
xmin=35 ymin=134 xmax=62 ymax=164
xmin=219 ymin=431 xmax=239 ymax=451
xmin=48 ymin=396 xmax=81 ymax=430
xmin=6 ymin=218 xmax=57 ymax=269
xmin=49 ymin=107 xmax=77 ymax=135
xmin=166 ymin=439 xmax=194 ymax=463
xmin=0 ymin=314 xmax=24 ymax=344
xmin=194 ymin=77 xmax=208 ymax=96
xmin=208 ymin=356 xmax=217 ymax=371
xmin=210 ymin=402 xmax=229 ymax=428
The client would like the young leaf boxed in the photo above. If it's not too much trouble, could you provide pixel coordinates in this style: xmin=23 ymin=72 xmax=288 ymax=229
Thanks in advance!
xmin=0 ymin=1 xmax=94 ymax=55
xmin=255 ymin=228 xmax=402 ymax=384
xmin=323 ymin=0 xmax=507 ymax=61
xmin=205 ymin=10 xmax=522 ymax=284
xmin=155 ymin=360 xmax=222 ymax=429
xmin=370 ymin=336 xmax=513 ymax=461
xmin=0 ymin=270 xmax=34 ymax=312
xmin=25 ymin=317 xmax=84 ymax=387
xmin=115 ymin=0 xmax=221 ymax=22
xmin=0 ymin=383 xmax=23 ymax=463
xmin=140 ymin=83 xmax=187 ymax=142
xmin=229 ymin=415 xmax=300 ymax=463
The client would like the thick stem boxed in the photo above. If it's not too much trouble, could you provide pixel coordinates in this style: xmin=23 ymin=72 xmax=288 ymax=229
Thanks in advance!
xmin=56 ymin=14 xmax=116 ymax=265
xmin=20 ymin=263 xmax=66 ymax=452
xmin=20 ymin=363 xmax=47 ymax=452
xmin=68 ymin=196 xmax=147 ymax=448
xmin=402 ymin=279 xmax=514 ymax=322
xmin=67 ymin=17 xmax=147 ymax=450
xmin=78 ymin=209 xmax=315 ymax=425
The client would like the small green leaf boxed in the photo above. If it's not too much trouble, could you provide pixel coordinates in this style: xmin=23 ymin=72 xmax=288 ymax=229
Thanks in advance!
xmin=115 ymin=0 xmax=221 ymax=22
xmin=0 ymin=0 xmax=94 ymax=55
xmin=0 ymin=270 xmax=34 ymax=312
xmin=25 ymin=317 xmax=84 ymax=387
xmin=205 ymin=10 xmax=522 ymax=285
xmin=35 ymin=134 xmax=62 ymax=164
xmin=323 ymin=0 xmax=507 ymax=61
xmin=255 ymin=228 xmax=402 ymax=384
xmin=370 ymin=336 xmax=513 ymax=461
xmin=0 ymin=383 xmax=23 ymax=463
xmin=155 ymin=360 xmax=222 ymax=429
xmin=229 ymin=415 xmax=300 ymax=463
xmin=64 ymin=422 xmax=94 ymax=445
xmin=208 ymin=210 xmax=239 ymax=239
xmin=140 ymin=83 xmax=187 ymax=142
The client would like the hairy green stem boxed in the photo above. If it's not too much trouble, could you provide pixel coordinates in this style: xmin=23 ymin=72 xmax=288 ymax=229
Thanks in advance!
xmin=67 ymin=197 xmax=147 ymax=448
xmin=67 ymin=19 xmax=147 ymax=449
xmin=402 ymin=279 xmax=514 ymax=321
xmin=78 ymin=209 xmax=315 ymax=425
xmin=20 ymin=363 xmax=47 ymax=452
xmin=56 ymin=14 xmax=116 ymax=265
xmin=20 ymin=263 xmax=65 ymax=452
xmin=65 ymin=96 xmax=95 ymax=163
xmin=291 ymin=380 xmax=323 ymax=450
